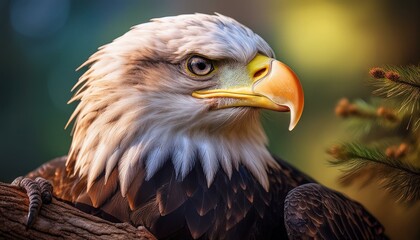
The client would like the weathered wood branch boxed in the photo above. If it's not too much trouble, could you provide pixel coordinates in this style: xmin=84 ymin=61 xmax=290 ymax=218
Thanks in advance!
xmin=0 ymin=182 xmax=155 ymax=239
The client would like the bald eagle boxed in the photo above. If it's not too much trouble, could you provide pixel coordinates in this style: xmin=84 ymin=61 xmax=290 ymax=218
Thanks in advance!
xmin=13 ymin=13 xmax=387 ymax=239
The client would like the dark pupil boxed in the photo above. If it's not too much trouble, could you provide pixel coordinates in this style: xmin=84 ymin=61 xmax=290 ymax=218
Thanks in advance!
xmin=196 ymin=61 xmax=206 ymax=70
xmin=188 ymin=57 xmax=213 ymax=76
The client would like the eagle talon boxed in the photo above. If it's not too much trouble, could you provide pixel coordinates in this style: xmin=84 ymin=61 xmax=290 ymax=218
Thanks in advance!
xmin=11 ymin=176 xmax=53 ymax=228
xmin=35 ymin=177 xmax=53 ymax=204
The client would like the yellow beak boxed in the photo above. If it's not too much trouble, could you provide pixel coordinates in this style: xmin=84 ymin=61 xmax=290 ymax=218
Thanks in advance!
xmin=192 ymin=54 xmax=304 ymax=130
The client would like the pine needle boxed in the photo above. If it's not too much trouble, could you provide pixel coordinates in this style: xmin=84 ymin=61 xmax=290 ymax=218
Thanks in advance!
xmin=370 ymin=65 xmax=420 ymax=129
xmin=329 ymin=143 xmax=420 ymax=204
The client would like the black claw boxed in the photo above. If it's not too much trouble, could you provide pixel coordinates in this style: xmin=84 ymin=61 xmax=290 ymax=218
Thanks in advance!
xmin=11 ymin=176 xmax=54 ymax=229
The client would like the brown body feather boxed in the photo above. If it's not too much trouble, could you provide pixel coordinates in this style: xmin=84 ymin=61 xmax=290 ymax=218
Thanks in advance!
xmin=27 ymin=155 xmax=387 ymax=239
xmin=27 ymin=155 xmax=312 ymax=239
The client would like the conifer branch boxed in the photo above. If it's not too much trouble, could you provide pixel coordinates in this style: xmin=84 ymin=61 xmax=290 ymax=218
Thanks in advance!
xmin=369 ymin=65 xmax=420 ymax=129
xmin=329 ymin=143 xmax=420 ymax=204
xmin=334 ymin=98 xmax=402 ymax=137
xmin=329 ymin=65 xmax=420 ymax=204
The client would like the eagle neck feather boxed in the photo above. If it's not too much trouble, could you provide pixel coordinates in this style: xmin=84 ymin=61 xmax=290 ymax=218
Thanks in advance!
xmin=68 ymin=97 xmax=277 ymax=195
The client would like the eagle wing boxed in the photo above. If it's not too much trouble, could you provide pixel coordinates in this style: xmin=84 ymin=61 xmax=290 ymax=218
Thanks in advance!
xmin=284 ymin=183 xmax=388 ymax=240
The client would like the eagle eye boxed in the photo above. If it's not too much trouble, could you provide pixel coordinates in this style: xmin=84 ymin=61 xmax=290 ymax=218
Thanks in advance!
xmin=187 ymin=56 xmax=214 ymax=76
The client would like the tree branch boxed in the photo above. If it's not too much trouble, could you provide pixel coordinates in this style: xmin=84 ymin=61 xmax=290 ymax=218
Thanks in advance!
xmin=0 ymin=182 xmax=155 ymax=239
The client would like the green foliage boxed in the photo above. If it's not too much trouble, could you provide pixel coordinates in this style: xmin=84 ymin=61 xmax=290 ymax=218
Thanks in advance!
xmin=330 ymin=65 xmax=420 ymax=204
xmin=329 ymin=143 xmax=420 ymax=203
xmin=370 ymin=65 xmax=420 ymax=129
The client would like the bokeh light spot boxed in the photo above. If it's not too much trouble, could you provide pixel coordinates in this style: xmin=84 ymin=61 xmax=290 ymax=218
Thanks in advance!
xmin=10 ymin=0 xmax=70 ymax=38
xmin=276 ymin=2 xmax=375 ymax=76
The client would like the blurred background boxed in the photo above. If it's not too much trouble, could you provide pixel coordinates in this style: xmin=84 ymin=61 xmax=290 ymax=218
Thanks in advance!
xmin=0 ymin=0 xmax=419 ymax=238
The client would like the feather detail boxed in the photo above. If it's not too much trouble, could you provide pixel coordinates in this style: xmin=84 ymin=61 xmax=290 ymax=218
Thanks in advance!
xmin=87 ymin=169 xmax=119 ymax=208
xmin=284 ymin=183 xmax=387 ymax=239
xmin=218 ymin=138 xmax=233 ymax=179
xmin=172 ymin=135 xmax=197 ymax=179
xmin=144 ymin=145 xmax=170 ymax=181
xmin=156 ymin=175 xmax=188 ymax=216
xmin=197 ymin=138 xmax=218 ymax=187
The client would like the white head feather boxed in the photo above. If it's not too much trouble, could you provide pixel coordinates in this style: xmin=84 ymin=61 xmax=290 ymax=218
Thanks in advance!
xmin=67 ymin=13 xmax=279 ymax=195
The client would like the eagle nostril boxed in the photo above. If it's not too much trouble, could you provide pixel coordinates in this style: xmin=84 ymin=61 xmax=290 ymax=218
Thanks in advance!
xmin=253 ymin=68 xmax=268 ymax=80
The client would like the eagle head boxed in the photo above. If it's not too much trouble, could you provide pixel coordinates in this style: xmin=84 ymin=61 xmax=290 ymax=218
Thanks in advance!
xmin=66 ymin=13 xmax=304 ymax=195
